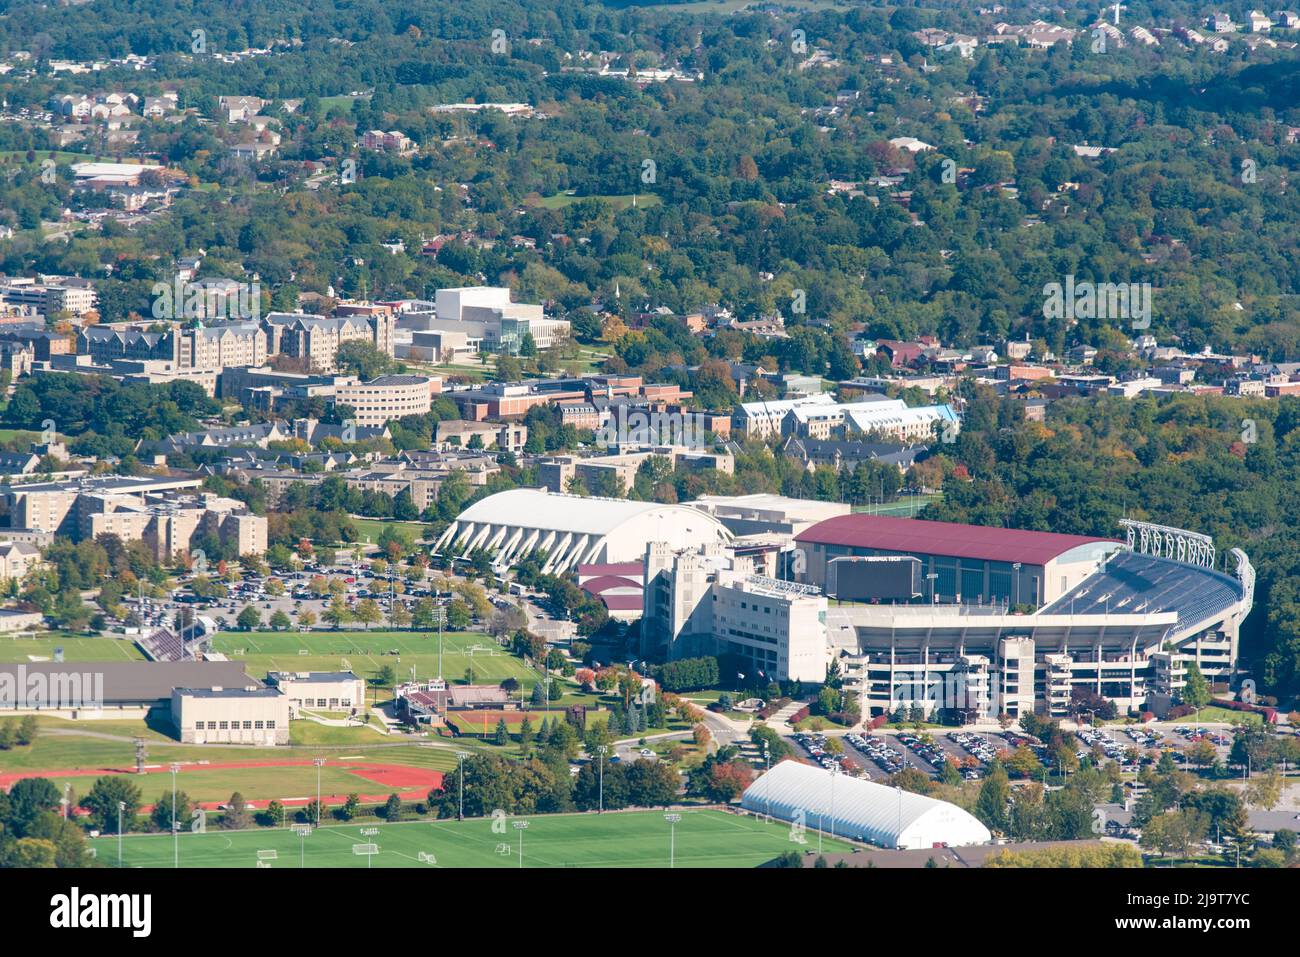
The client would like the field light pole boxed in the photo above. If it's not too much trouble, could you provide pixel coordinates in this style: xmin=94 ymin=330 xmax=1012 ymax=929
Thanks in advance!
xmin=313 ymin=758 xmax=326 ymax=826
xmin=117 ymin=801 xmax=125 ymax=868
xmin=596 ymin=745 xmax=608 ymax=813
xmin=62 ymin=783 xmax=70 ymax=820
xmin=170 ymin=762 xmax=181 ymax=868
xmin=513 ymin=820 xmax=528 ymax=868
xmin=665 ymin=813 xmax=681 ymax=868
xmin=829 ymin=767 xmax=838 ymax=844
xmin=457 ymin=752 xmax=469 ymax=820
xmin=762 ymin=744 xmax=771 ymax=823
xmin=296 ymin=826 xmax=310 ymax=868
xmin=1012 ymin=562 xmax=1022 ymax=608
xmin=896 ymin=786 xmax=903 ymax=850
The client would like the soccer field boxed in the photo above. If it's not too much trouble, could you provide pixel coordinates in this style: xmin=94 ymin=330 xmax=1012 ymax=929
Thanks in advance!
xmin=211 ymin=630 xmax=543 ymax=690
xmin=93 ymin=809 xmax=857 ymax=868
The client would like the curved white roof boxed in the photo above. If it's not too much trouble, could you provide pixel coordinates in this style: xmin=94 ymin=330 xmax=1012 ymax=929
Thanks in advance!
xmin=436 ymin=487 xmax=731 ymax=569
xmin=741 ymin=760 xmax=991 ymax=850
xmin=452 ymin=488 xmax=707 ymax=537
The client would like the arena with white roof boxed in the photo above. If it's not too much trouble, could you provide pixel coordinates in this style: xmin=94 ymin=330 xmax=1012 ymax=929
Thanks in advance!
xmin=433 ymin=487 xmax=732 ymax=574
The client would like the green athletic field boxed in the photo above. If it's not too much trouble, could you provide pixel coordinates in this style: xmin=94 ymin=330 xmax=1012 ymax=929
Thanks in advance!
xmin=210 ymin=630 xmax=544 ymax=690
xmin=93 ymin=809 xmax=857 ymax=868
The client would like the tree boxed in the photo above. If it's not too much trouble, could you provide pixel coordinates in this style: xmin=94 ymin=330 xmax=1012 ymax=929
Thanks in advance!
xmin=354 ymin=598 xmax=383 ymax=630
xmin=222 ymin=792 xmax=250 ymax=829
xmin=338 ymin=794 xmax=360 ymax=821
xmin=1182 ymin=661 xmax=1211 ymax=713
xmin=974 ymin=761 xmax=1011 ymax=833
xmin=83 ymin=776 xmax=142 ymax=834
xmin=446 ymin=600 xmax=472 ymax=630
xmin=1245 ymin=769 xmax=1284 ymax=810
xmin=150 ymin=790 xmax=192 ymax=833
xmin=236 ymin=605 xmax=262 ymax=631
xmin=1140 ymin=809 xmax=1208 ymax=858
xmin=6 ymin=777 xmax=60 ymax=831
xmin=323 ymin=596 xmax=352 ymax=629
xmin=383 ymin=793 xmax=403 ymax=821
xmin=494 ymin=717 xmax=510 ymax=746
xmin=269 ymin=610 xmax=292 ymax=631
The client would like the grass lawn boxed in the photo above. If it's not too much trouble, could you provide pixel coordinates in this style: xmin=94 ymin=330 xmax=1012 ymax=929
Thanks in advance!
xmin=93 ymin=808 xmax=857 ymax=868
xmin=1171 ymin=707 xmax=1263 ymax=726
xmin=0 ymin=634 xmax=146 ymax=663
xmin=211 ymin=629 xmax=546 ymax=692
xmin=0 ymin=149 xmax=91 ymax=164
xmin=851 ymin=493 xmax=941 ymax=517
xmin=34 ymin=763 xmax=431 ymax=808
xmin=317 ymin=94 xmax=368 ymax=115
xmin=538 ymin=192 xmax=662 ymax=212
xmin=348 ymin=517 xmax=430 ymax=544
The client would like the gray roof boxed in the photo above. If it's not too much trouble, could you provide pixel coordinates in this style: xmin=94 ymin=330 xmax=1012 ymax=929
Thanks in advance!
xmin=268 ymin=671 xmax=360 ymax=683
xmin=0 ymin=660 xmax=257 ymax=704
xmin=176 ymin=686 xmax=280 ymax=699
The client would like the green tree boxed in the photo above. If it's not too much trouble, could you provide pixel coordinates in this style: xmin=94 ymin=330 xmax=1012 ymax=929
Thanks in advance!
xmin=236 ymin=605 xmax=262 ymax=631
xmin=82 ymin=776 xmax=142 ymax=834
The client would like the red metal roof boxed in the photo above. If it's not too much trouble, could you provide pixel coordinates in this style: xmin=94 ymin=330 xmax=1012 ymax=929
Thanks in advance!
xmin=578 ymin=562 xmax=643 ymax=579
xmin=795 ymin=514 xmax=1116 ymax=566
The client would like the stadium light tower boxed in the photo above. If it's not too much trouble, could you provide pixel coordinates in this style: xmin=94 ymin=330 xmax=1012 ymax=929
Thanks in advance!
xmin=1012 ymin=562 xmax=1022 ymax=607
xmin=117 ymin=801 xmax=126 ymax=868
xmin=513 ymin=819 xmax=529 ymax=868
xmin=665 ymin=813 xmax=681 ymax=868
xmin=456 ymin=751 xmax=470 ymax=820
xmin=170 ymin=762 xmax=182 ymax=868
xmin=313 ymin=758 xmax=326 ymax=827
xmin=596 ymin=745 xmax=608 ymax=813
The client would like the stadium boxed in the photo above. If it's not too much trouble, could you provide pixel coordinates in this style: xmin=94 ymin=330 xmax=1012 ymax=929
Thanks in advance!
xmin=795 ymin=516 xmax=1254 ymax=719
xmin=433 ymin=487 xmax=732 ymax=574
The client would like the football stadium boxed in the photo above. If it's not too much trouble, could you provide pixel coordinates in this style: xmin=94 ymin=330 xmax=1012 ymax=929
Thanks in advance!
xmin=795 ymin=516 xmax=1254 ymax=719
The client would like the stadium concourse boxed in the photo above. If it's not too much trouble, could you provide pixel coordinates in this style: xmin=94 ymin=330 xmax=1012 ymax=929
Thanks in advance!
xmin=433 ymin=487 xmax=732 ymax=573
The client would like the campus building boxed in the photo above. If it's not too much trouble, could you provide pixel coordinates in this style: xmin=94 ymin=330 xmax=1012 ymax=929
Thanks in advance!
xmin=262 ymin=312 xmax=396 ymax=373
xmin=266 ymin=671 xmax=366 ymax=718
xmin=641 ymin=541 xmax=831 ymax=682
xmin=333 ymin=374 xmax=438 ymax=426
xmin=1 ymin=476 xmax=266 ymax=558
xmin=171 ymin=686 xmax=289 ymax=745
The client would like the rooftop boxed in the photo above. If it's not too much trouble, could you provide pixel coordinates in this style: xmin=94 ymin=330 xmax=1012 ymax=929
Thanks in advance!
xmin=796 ymin=514 xmax=1118 ymax=566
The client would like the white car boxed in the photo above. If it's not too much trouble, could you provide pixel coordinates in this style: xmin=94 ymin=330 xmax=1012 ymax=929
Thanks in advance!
xmin=639 ymin=748 xmax=653 ymax=757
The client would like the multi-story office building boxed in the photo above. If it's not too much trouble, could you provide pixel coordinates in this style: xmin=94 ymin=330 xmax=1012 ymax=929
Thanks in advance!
xmin=334 ymin=374 xmax=437 ymax=426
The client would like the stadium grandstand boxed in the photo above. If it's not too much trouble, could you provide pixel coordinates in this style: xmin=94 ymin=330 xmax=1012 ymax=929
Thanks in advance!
xmin=136 ymin=616 xmax=217 ymax=662
xmin=794 ymin=515 xmax=1253 ymax=719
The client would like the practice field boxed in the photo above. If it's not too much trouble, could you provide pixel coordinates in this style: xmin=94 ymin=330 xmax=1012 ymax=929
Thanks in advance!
xmin=0 ymin=634 xmax=146 ymax=663
xmin=2 ymin=760 xmax=442 ymax=808
xmin=94 ymin=809 xmax=857 ymax=868
xmin=211 ymin=630 xmax=543 ymax=690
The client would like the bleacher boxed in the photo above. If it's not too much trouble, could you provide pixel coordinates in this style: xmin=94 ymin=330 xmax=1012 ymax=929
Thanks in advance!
xmin=136 ymin=618 xmax=213 ymax=662
xmin=1042 ymin=550 xmax=1245 ymax=635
